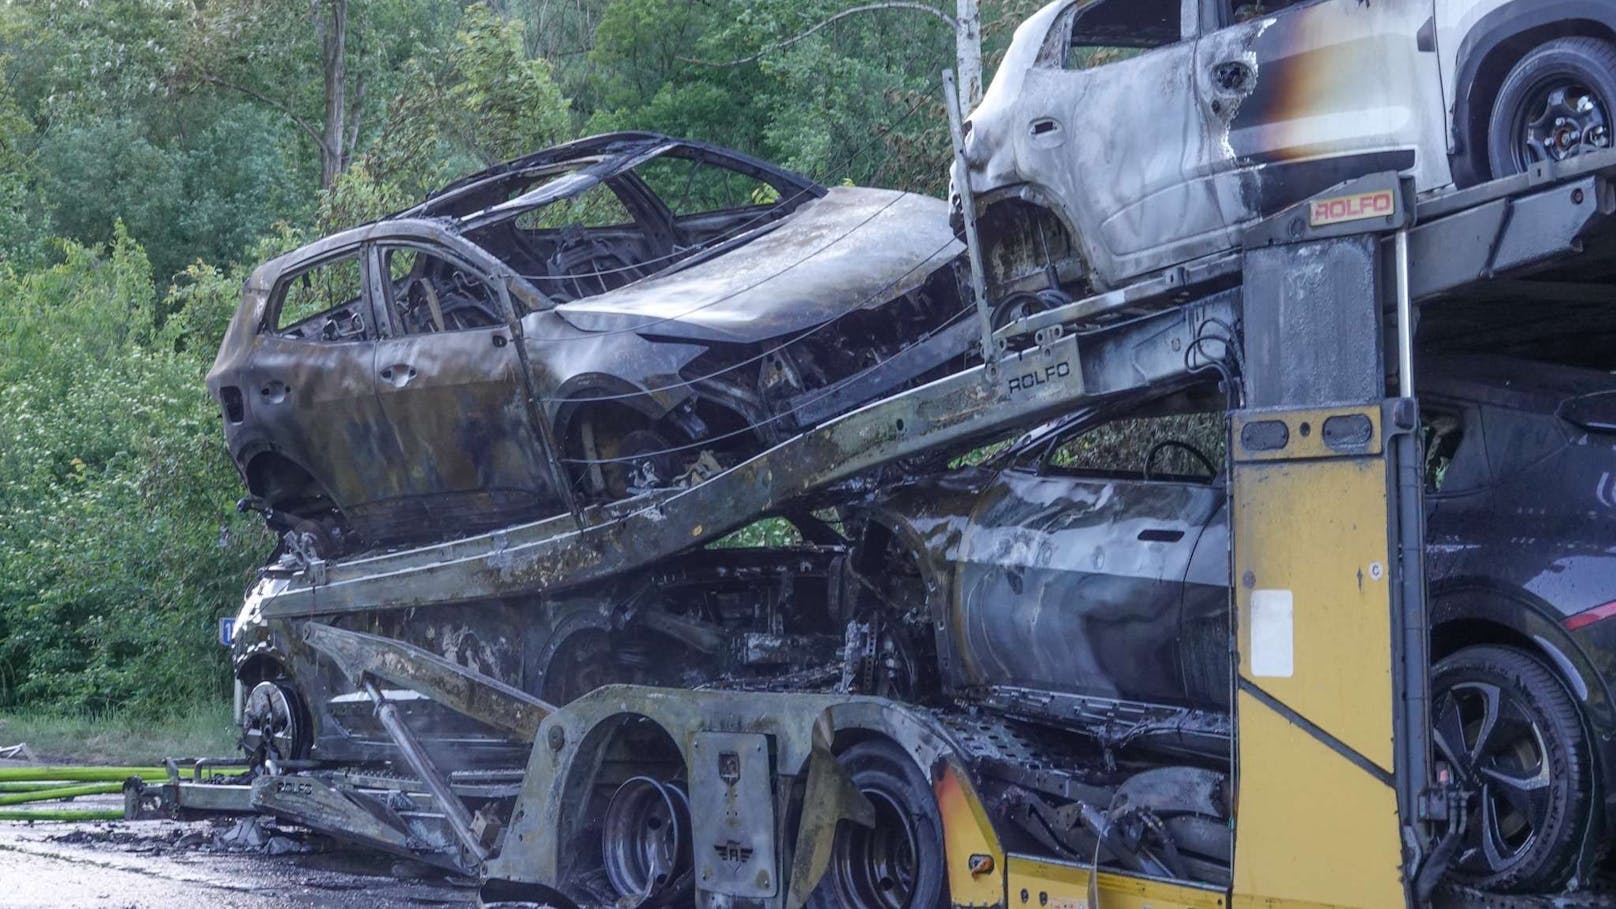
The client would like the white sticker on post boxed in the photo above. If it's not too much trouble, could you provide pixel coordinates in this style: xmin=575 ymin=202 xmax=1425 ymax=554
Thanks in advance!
xmin=1250 ymin=589 xmax=1295 ymax=678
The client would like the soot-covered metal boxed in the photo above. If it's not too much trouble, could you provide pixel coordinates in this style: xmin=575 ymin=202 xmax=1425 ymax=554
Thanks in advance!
xmin=208 ymin=133 xmax=967 ymax=558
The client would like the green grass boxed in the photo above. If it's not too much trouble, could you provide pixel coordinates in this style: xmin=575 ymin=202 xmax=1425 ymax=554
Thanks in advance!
xmin=0 ymin=701 xmax=237 ymax=765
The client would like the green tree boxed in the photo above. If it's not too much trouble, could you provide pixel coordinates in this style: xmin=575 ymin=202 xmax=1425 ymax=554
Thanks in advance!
xmin=0 ymin=228 xmax=270 ymax=713
xmin=321 ymin=3 xmax=573 ymax=230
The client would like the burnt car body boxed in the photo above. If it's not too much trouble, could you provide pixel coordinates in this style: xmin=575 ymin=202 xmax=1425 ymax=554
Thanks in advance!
xmin=207 ymin=133 xmax=966 ymax=552
xmin=232 ymin=543 xmax=854 ymax=771
xmin=961 ymin=0 xmax=1616 ymax=298
xmin=856 ymin=355 xmax=1616 ymax=892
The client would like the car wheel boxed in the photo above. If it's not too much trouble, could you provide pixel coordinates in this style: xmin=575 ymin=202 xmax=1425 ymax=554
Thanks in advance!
xmin=806 ymin=739 xmax=949 ymax=909
xmin=1431 ymin=645 xmax=1591 ymax=892
xmin=1488 ymin=37 xmax=1616 ymax=179
xmin=240 ymin=679 xmax=311 ymax=763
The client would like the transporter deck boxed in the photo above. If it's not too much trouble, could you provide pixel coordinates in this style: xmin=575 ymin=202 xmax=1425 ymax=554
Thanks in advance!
xmin=243 ymin=150 xmax=1616 ymax=624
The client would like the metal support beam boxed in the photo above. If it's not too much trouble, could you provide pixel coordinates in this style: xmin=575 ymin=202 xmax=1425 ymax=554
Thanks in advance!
xmin=1234 ymin=214 xmax=1434 ymax=907
xmin=303 ymin=622 xmax=551 ymax=741
xmin=363 ymin=677 xmax=488 ymax=867
xmin=943 ymin=68 xmax=1000 ymax=383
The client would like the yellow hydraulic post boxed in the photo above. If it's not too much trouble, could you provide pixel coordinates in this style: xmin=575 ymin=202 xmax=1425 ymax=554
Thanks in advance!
xmin=1229 ymin=177 xmax=1435 ymax=909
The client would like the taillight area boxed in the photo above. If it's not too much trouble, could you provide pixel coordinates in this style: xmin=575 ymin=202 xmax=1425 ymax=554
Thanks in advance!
xmin=220 ymin=386 xmax=245 ymax=424
xmin=1565 ymin=600 xmax=1616 ymax=631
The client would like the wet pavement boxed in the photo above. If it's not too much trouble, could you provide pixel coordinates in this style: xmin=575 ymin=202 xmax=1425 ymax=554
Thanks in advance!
xmin=0 ymin=817 xmax=478 ymax=908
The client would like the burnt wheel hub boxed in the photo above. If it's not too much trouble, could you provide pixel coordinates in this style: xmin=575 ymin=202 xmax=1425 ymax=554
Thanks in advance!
xmin=602 ymin=776 xmax=692 ymax=902
xmin=240 ymin=681 xmax=302 ymax=762
xmin=832 ymin=789 xmax=919 ymax=909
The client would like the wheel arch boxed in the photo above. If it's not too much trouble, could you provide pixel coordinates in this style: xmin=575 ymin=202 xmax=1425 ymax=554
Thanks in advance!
xmin=852 ymin=509 xmax=967 ymax=691
xmin=1430 ymin=584 xmax=1614 ymax=720
xmin=965 ymin=186 xmax=1089 ymax=296
xmin=242 ymin=449 xmax=337 ymax=511
xmin=548 ymin=374 xmax=679 ymax=436
xmin=1430 ymin=584 xmax=1616 ymax=841
xmin=1451 ymin=1 xmax=1616 ymax=186
xmin=234 ymin=653 xmax=287 ymax=685
xmin=545 ymin=709 xmax=689 ymax=900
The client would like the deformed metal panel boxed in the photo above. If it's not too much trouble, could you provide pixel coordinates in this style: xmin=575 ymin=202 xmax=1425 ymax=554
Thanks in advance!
xmin=301 ymin=622 xmax=551 ymax=741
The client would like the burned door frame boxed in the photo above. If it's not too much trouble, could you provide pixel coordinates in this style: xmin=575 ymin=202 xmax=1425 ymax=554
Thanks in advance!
xmin=363 ymin=236 xmax=557 ymax=539
xmin=244 ymin=243 xmax=396 ymax=522
xmin=1014 ymin=0 xmax=1222 ymax=282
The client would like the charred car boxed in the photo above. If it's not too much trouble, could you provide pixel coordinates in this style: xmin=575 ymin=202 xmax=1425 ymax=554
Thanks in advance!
xmin=961 ymin=0 xmax=1616 ymax=299
xmin=207 ymin=133 xmax=967 ymax=554
xmin=853 ymin=355 xmax=1616 ymax=893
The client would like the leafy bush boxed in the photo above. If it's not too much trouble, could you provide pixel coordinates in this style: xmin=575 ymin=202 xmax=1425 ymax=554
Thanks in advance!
xmin=0 ymin=227 xmax=271 ymax=713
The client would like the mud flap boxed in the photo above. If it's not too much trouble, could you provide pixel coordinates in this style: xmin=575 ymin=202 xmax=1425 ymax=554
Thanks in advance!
xmin=783 ymin=716 xmax=875 ymax=909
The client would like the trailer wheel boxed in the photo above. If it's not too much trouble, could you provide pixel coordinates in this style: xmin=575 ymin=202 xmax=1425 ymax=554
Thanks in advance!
xmin=808 ymin=739 xmax=948 ymax=909
xmin=1431 ymin=645 xmax=1591 ymax=893
xmin=1488 ymin=37 xmax=1616 ymax=178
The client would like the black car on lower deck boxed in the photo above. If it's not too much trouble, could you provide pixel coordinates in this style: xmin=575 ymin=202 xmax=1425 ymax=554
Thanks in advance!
xmin=855 ymin=354 xmax=1616 ymax=894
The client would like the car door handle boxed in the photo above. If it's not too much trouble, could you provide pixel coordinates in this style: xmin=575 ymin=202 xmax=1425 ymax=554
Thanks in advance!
xmin=1138 ymin=528 xmax=1186 ymax=543
xmin=1029 ymin=117 xmax=1064 ymax=146
xmin=379 ymin=365 xmax=417 ymax=387
xmin=1212 ymin=61 xmax=1255 ymax=94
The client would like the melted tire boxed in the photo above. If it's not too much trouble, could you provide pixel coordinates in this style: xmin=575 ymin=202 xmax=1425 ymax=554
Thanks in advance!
xmin=806 ymin=739 xmax=949 ymax=909
xmin=1432 ymin=645 xmax=1591 ymax=893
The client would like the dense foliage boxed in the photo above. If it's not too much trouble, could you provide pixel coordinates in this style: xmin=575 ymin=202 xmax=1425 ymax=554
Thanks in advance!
xmin=0 ymin=0 xmax=1037 ymax=714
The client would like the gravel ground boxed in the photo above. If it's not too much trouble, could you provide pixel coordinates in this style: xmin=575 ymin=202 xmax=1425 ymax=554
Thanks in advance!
xmin=0 ymin=814 xmax=479 ymax=909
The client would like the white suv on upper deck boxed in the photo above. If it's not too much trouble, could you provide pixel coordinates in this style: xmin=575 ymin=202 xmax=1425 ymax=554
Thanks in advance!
xmin=960 ymin=0 xmax=1616 ymax=304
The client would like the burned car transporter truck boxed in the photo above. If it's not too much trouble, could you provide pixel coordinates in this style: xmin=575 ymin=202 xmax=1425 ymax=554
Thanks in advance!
xmin=156 ymin=76 xmax=1616 ymax=909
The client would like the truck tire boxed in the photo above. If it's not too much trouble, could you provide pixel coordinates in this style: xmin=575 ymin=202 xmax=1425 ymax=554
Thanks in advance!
xmin=1431 ymin=644 xmax=1591 ymax=893
xmin=1488 ymin=37 xmax=1616 ymax=179
xmin=806 ymin=739 xmax=949 ymax=909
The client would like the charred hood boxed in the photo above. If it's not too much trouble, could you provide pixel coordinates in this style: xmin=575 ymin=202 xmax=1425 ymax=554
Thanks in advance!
xmin=550 ymin=187 xmax=965 ymax=344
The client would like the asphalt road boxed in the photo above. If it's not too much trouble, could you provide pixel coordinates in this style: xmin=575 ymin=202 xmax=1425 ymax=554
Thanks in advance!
xmin=0 ymin=817 xmax=478 ymax=909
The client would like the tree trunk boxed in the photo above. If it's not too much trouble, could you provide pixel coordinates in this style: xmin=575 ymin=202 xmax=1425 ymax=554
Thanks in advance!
xmin=316 ymin=0 xmax=348 ymax=189
xmin=955 ymin=0 xmax=982 ymax=108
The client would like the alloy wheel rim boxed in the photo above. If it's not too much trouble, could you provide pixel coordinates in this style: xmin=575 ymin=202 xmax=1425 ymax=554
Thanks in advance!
xmin=1432 ymin=680 xmax=1555 ymax=877
xmin=1513 ymin=78 xmax=1613 ymax=169
xmin=832 ymin=789 xmax=920 ymax=909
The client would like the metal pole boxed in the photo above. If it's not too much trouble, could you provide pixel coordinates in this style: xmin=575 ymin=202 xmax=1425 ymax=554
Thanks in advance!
xmin=363 ymin=677 xmax=488 ymax=864
xmin=942 ymin=69 xmax=999 ymax=382
xmin=1396 ymin=229 xmax=1415 ymax=397
xmin=1392 ymin=225 xmax=1442 ymax=897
